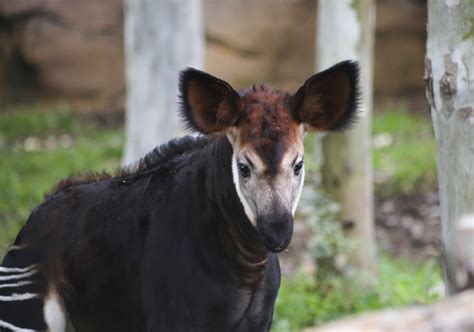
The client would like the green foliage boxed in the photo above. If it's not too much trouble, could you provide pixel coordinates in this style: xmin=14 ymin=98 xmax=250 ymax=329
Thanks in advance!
xmin=372 ymin=105 xmax=437 ymax=195
xmin=0 ymin=106 xmax=123 ymax=252
xmin=0 ymin=103 xmax=80 ymax=142
xmin=273 ymin=256 xmax=442 ymax=331
xmin=297 ymin=175 xmax=350 ymax=271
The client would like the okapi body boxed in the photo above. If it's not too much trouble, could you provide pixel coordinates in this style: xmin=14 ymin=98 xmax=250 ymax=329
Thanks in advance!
xmin=0 ymin=61 xmax=359 ymax=332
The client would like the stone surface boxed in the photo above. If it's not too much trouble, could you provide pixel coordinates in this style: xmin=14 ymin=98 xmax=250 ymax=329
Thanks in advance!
xmin=0 ymin=0 xmax=124 ymax=112
xmin=307 ymin=290 xmax=474 ymax=332
xmin=374 ymin=0 xmax=427 ymax=97
xmin=204 ymin=0 xmax=316 ymax=91
xmin=0 ymin=0 xmax=428 ymax=113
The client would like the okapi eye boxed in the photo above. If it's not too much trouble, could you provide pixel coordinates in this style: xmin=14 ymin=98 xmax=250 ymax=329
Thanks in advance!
xmin=294 ymin=160 xmax=303 ymax=176
xmin=238 ymin=162 xmax=251 ymax=178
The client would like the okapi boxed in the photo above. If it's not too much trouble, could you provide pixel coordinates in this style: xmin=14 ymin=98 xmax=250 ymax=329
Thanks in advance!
xmin=0 ymin=60 xmax=359 ymax=331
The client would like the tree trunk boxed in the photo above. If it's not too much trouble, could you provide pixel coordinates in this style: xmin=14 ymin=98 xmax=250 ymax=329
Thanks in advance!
xmin=122 ymin=0 xmax=204 ymax=165
xmin=306 ymin=290 xmax=474 ymax=332
xmin=317 ymin=0 xmax=377 ymax=279
xmin=425 ymin=0 xmax=474 ymax=294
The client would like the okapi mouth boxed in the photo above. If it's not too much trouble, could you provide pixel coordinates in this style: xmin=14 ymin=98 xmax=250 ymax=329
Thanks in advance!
xmin=256 ymin=213 xmax=294 ymax=253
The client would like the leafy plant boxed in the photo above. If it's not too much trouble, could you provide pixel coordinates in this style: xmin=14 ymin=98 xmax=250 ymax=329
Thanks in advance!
xmin=273 ymin=255 xmax=442 ymax=331
xmin=372 ymin=105 xmax=437 ymax=195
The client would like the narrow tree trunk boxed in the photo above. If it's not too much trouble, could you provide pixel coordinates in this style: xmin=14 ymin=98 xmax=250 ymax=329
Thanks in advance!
xmin=317 ymin=0 xmax=377 ymax=279
xmin=317 ymin=0 xmax=377 ymax=278
xmin=425 ymin=0 xmax=474 ymax=294
xmin=122 ymin=0 xmax=204 ymax=165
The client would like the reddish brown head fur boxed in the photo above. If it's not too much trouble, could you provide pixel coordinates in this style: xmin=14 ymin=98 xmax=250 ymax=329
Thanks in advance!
xmin=237 ymin=85 xmax=298 ymax=175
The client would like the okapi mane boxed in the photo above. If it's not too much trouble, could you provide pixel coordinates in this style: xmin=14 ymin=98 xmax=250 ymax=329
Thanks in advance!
xmin=46 ymin=135 xmax=210 ymax=197
xmin=119 ymin=135 xmax=209 ymax=176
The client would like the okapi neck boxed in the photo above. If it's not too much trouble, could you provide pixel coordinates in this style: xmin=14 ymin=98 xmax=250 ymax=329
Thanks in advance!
xmin=202 ymin=136 xmax=268 ymax=279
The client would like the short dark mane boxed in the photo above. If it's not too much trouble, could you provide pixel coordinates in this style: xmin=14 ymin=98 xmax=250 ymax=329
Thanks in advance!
xmin=46 ymin=135 xmax=210 ymax=197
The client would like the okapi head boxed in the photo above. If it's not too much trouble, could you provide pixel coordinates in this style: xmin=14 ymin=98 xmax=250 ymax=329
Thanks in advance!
xmin=180 ymin=60 xmax=359 ymax=253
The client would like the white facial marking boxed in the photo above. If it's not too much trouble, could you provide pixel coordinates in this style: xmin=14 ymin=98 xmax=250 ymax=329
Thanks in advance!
xmin=0 ymin=319 xmax=35 ymax=332
xmin=231 ymin=150 xmax=257 ymax=225
xmin=44 ymin=290 xmax=67 ymax=332
xmin=277 ymin=143 xmax=305 ymax=216
xmin=227 ymin=128 xmax=306 ymax=225
xmin=292 ymin=167 xmax=305 ymax=216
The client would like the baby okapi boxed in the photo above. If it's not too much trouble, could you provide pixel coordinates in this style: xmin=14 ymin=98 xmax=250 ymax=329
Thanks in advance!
xmin=0 ymin=61 xmax=359 ymax=331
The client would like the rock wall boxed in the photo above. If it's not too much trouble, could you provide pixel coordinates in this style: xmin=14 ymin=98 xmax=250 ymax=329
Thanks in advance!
xmin=0 ymin=0 xmax=125 ymax=112
xmin=0 ymin=0 xmax=427 ymax=113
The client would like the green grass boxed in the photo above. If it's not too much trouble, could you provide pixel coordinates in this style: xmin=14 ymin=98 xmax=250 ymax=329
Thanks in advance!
xmin=372 ymin=105 xmax=437 ymax=195
xmin=0 ymin=103 xmax=80 ymax=142
xmin=0 ymin=104 xmax=123 ymax=252
xmin=273 ymin=255 xmax=442 ymax=331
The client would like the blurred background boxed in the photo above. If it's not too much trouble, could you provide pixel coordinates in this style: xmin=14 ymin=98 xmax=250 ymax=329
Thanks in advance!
xmin=0 ymin=0 xmax=443 ymax=330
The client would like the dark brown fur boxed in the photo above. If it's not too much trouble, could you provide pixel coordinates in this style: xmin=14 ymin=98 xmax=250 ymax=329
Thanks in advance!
xmin=46 ymin=136 xmax=209 ymax=198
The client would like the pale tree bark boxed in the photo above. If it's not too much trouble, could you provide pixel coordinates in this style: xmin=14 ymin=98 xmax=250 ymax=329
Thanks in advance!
xmin=425 ymin=0 xmax=474 ymax=294
xmin=123 ymin=0 xmax=204 ymax=165
xmin=317 ymin=0 xmax=377 ymax=279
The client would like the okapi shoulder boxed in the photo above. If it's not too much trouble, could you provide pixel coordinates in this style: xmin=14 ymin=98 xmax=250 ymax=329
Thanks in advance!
xmin=46 ymin=135 xmax=210 ymax=197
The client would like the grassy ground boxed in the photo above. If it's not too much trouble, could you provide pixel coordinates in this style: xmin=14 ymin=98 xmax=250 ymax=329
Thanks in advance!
xmin=273 ymin=256 xmax=441 ymax=331
xmin=372 ymin=104 xmax=437 ymax=195
xmin=0 ymin=103 xmax=441 ymax=329
xmin=0 ymin=104 xmax=124 ymax=251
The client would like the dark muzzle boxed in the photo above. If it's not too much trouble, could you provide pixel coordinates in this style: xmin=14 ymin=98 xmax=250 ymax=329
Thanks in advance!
xmin=256 ymin=212 xmax=293 ymax=253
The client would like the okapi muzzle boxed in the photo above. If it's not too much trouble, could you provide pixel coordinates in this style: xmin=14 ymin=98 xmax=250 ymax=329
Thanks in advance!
xmin=180 ymin=60 xmax=360 ymax=254
xmin=256 ymin=203 xmax=294 ymax=253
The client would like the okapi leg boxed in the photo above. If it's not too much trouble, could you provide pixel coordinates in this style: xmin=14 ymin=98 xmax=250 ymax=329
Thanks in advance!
xmin=0 ymin=245 xmax=66 ymax=332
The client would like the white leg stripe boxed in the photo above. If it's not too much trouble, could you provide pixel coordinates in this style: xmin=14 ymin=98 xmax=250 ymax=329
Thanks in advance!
xmin=6 ymin=245 xmax=26 ymax=252
xmin=43 ymin=291 xmax=66 ymax=332
xmin=0 ymin=319 xmax=35 ymax=332
xmin=0 ymin=280 xmax=33 ymax=289
xmin=0 ymin=270 xmax=37 ymax=281
xmin=0 ymin=265 xmax=37 ymax=273
xmin=0 ymin=292 xmax=38 ymax=301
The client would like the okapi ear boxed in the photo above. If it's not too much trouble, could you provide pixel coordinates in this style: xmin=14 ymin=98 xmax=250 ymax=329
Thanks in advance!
xmin=179 ymin=68 xmax=244 ymax=134
xmin=290 ymin=60 xmax=360 ymax=132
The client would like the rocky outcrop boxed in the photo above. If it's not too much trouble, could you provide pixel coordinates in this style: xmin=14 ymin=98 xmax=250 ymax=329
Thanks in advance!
xmin=204 ymin=0 xmax=316 ymax=92
xmin=0 ymin=0 xmax=124 ymax=112
xmin=0 ymin=0 xmax=427 ymax=113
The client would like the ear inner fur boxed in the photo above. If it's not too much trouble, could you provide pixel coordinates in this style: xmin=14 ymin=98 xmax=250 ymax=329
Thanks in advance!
xmin=179 ymin=68 xmax=244 ymax=134
xmin=291 ymin=60 xmax=360 ymax=132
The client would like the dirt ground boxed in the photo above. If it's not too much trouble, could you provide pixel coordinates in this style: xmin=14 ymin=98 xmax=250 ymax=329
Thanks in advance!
xmin=374 ymin=190 xmax=441 ymax=262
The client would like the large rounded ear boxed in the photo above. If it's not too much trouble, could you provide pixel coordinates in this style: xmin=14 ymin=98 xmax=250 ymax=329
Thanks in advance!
xmin=290 ymin=60 xmax=360 ymax=132
xmin=179 ymin=68 xmax=244 ymax=134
